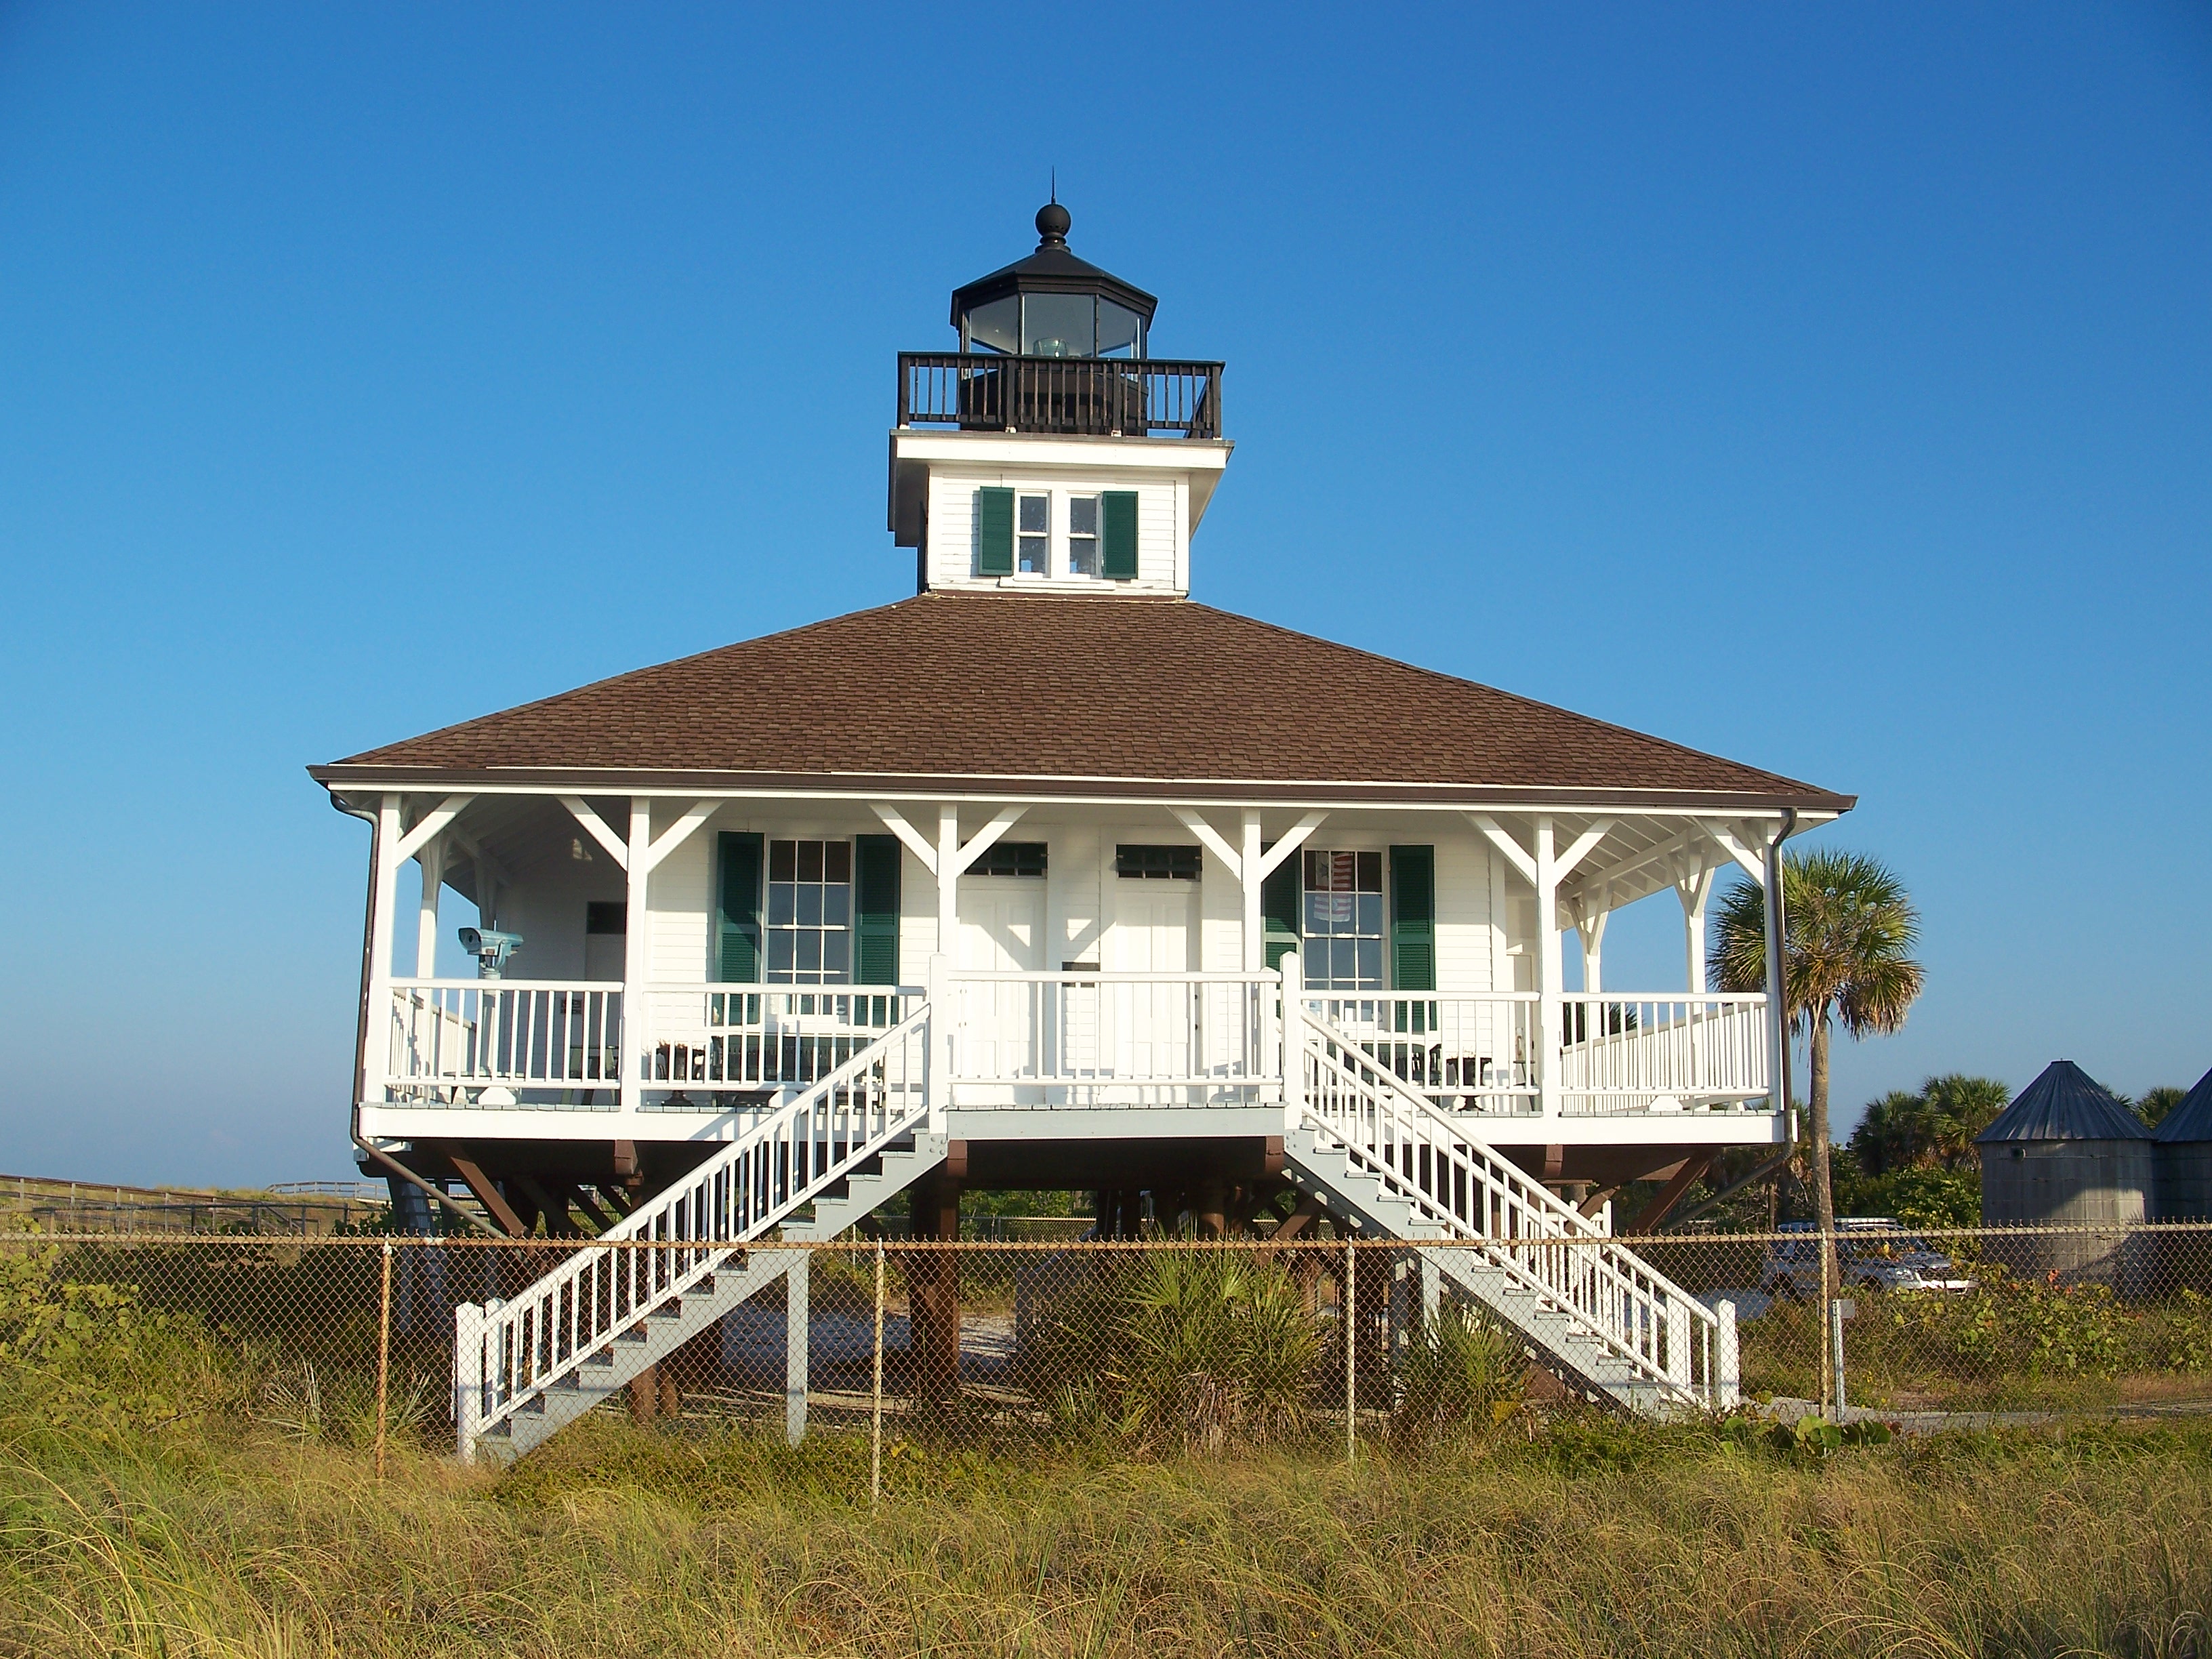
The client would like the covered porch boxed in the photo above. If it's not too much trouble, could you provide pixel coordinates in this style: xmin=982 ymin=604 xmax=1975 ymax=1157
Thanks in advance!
xmin=345 ymin=789 xmax=1804 ymax=1149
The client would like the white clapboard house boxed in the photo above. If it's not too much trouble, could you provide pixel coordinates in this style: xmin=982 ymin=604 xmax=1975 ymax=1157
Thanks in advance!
xmin=313 ymin=204 xmax=1851 ymax=1456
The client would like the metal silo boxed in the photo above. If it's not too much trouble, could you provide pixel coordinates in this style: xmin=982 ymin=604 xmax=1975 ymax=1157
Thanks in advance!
xmin=1976 ymin=1059 xmax=2152 ymax=1282
xmin=2152 ymin=1067 xmax=2212 ymax=1218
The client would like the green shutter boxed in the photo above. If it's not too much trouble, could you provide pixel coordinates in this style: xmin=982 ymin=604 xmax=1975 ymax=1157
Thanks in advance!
xmin=1262 ymin=856 xmax=1302 ymax=971
xmin=1389 ymin=845 xmax=1436 ymax=992
xmin=1101 ymin=491 xmax=1138 ymax=579
xmin=716 ymin=832 xmax=763 ymax=983
xmin=854 ymin=834 xmax=901 ymax=985
xmin=976 ymin=487 xmax=1014 ymax=577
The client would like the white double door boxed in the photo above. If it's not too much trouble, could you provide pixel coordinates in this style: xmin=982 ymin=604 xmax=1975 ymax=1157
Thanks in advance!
xmin=956 ymin=878 xmax=1045 ymax=1085
xmin=1104 ymin=881 xmax=1197 ymax=1090
xmin=952 ymin=876 xmax=1196 ymax=1092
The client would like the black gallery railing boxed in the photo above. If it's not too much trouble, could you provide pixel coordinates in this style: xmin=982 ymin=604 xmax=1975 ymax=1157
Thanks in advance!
xmin=897 ymin=353 xmax=1224 ymax=440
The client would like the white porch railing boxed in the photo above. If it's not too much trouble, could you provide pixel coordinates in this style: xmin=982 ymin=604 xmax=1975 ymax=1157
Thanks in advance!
xmin=386 ymin=980 xmax=621 ymax=1102
xmin=1557 ymin=994 xmax=1769 ymax=1113
xmin=1303 ymin=994 xmax=1540 ymax=1113
xmin=380 ymin=976 xmax=1770 ymax=1119
xmin=1296 ymin=1013 xmax=1727 ymax=1408
xmin=457 ymin=1009 xmax=930 ymax=1453
xmin=945 ymin=970 xmax=1282 ymax=1106
xmin=642 ymin=987 xmax=923 ymax=1105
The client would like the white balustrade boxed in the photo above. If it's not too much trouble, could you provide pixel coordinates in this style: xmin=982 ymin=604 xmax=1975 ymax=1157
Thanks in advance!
xmin=1555 ymin=993 xmax=1769 ymax=1113
xmin=641 ymin=986 xmax=924 ymax=1104
xmin=386 ymin=981 xmax=621 ymax=1102
xmin=944 ymin=970 xmax=1281 ymax=1105
xmin=1302 ymin=994 xmax=1540 ymax=1113
xmin=459 ymin=1010 xmax=930 ymax=1450
xmin=1296 ymin=1015 xmax=1721 ymax=1407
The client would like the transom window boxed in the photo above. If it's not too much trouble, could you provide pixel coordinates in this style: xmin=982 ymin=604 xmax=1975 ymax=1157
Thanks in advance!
xmin=1117 ymin=844 xmax=1202 ymax=880
xmin=1303 ymin=851 xmax=1384 ymax=989
xmin=1017 ymin=493 xmax=1050 ymax=575
xmin=970 ymin=840 xmax=1048 ymax=878
xmin=766 ymin=839 xmax=851 ymax=984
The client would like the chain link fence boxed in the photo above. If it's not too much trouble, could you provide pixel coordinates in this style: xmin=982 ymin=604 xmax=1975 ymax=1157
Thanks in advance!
xmin=8 ymin=1223 xmax=2212 ymax=1495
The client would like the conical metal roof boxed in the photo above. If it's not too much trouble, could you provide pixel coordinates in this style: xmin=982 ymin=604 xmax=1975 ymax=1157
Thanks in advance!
xmin=2152 ymin=1066 xmax=2212 ymax=1144
xmin=1977 ymin=1059 xmax=2151 ymax=1143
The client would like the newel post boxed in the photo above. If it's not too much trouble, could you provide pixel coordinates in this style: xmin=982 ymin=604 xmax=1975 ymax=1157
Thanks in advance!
xmin=1278 ymin=950 xmax=1304 ymax=1133
xmin=453 ymin=1298 xmax=486 ymax=1462
xmin=924 ymin=951 xmax=952 ymax=1135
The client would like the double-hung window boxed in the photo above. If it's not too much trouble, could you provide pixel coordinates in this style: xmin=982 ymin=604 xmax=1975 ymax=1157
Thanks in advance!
xmin=766 ymin=839 xmax=852 ymax=984
xmin=1017 ymin=494 xmax=1050 ymax=575
xmin=1067 ymin=496 xmax=1101 ymax=577
xmin=1303 ymin=851 xmax=1385 ymax=990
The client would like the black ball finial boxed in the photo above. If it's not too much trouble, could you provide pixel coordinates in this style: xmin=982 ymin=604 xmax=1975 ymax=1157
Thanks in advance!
xmin=1036 ymin=201 xmax=1071 ymax=245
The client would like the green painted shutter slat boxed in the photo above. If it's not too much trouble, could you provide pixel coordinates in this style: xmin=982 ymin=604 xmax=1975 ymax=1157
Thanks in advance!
xmin=716 ymin=832 xmax=764 ymax=983
xmin=1390 ymin=845 xmax=1436 ymax=992
xmin=1262 ymin=857 xmax=1302 ymax=972
xmin=976 ymin=487 xmax=1014 ymax=577
xmin=1101 ymin=491 xmax=1139 ymax=579
xmin=854 ymin=834 xmax=901 ymax=985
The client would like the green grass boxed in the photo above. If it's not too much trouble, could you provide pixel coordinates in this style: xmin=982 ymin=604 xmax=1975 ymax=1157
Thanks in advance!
xmin=5 ymin=1410 xmax=2212 ymax=1656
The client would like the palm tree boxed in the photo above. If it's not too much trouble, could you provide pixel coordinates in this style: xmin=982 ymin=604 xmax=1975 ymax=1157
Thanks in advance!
xmin=1919 ymin=1073 xmax=2008 ymax=1168
xmin=1712 ymin=848 xmax=1925 ymax=1404
xmin=2134 ymin=1086 xmax=2188 ymax=1129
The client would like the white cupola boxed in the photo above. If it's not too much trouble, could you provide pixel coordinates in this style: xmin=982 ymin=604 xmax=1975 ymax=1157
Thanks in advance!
xmin=888 ymin=202 xmax=1231 ymax=596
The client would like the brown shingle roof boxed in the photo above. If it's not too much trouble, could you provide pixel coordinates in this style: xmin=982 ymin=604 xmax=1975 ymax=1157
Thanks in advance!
xmin=314 ymin=592 xmax=1848 ymax=808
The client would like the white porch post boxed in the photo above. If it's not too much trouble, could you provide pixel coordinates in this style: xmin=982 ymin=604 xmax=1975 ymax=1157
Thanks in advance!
xmin=365 ymin=794 xmax=404 ymax=1107
xmin=1676 ymin=861 xmax=1716 ymax=994
xmin=414 ymin=833 xmax=446 ymax=979
xmin=621 ymin=799 xmax=651 ymax=1115
xmin=1278 ymin=949 xmax=1303 ymax=1132
xmin=924 ymin=951 xmax=952 ymax=1134
xmin=936 ymin=804 xmax=960 ymax=960
xmin=1574 ymin=890 xmax=1609 ymax=995
xmin=1240 ymin=809 xmax=1263 ymax=972
xmin=1534 ymin=817 xmax=1561 ymax=1118
xmin=1760 ymin=817 xmax=1794 ymax=1136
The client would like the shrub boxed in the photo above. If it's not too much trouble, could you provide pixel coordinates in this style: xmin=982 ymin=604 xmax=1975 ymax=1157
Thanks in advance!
xmin=1021 ymin=1248 xmax=1326 ymax=1452
xmin=1391 ymin=1302 xmax=1527 ymax=1443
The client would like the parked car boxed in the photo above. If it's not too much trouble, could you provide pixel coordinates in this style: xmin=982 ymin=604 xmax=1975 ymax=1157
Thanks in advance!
xmin=1761 ymin=1219 xmax=1975 ymax=1298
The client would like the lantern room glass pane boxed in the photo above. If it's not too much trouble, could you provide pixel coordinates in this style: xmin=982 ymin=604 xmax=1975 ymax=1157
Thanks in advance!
xmin=1022 ymin=293 xmax=1094 ymax=357
xmin=1098 ymin=300 xmax=1144 ymax=358
xmin=963 ymin=295 xmax=1019 ymax=354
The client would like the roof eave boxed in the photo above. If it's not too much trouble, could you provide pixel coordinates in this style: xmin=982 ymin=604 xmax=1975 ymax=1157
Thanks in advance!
xmin=306 ymin=762 xmax=1854 ymax=815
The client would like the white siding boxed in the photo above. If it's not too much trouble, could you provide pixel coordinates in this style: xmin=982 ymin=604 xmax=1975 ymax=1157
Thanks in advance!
xmin=1433 ymin=830 xmax=1494 ymax=994
xmin=647 ymin=813 xmax=713 ymax=984
xmin=1199 ymin=843 xmax=1243 ymax=971
xmin=925 ymin=471 xmax=1183 ymax=592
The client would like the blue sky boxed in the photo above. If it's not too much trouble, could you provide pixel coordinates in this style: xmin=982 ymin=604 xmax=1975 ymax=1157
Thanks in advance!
xmin=3 ymin=4 xmax=2207 ymax=1186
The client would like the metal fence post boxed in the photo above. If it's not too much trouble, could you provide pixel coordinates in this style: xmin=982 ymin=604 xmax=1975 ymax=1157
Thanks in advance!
xmin=1344 ymin=1233 xmax=1357 ymax=1464
xmin=376 ymin=1238 xmax=393 ymax=1478
xmin=871 ymin=1237 xmax=886 ymax=1509
xmin=1831 ymin=1298 xmax=1851 ymax=1416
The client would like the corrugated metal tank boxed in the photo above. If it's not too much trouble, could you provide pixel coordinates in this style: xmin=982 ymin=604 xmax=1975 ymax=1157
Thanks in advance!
xmin=1977 ymin=1060 xmax=2152 ymax=1282
xmin=2151 ymin=1067 xmax=2212 ymax=1221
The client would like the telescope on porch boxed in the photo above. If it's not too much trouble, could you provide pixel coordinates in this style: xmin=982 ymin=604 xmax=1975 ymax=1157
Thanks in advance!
xmin=456 ymin=927 xmax=523 ymax=980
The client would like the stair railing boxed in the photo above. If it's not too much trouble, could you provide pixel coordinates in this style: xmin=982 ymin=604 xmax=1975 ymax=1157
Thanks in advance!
xmin=1296 ymin=1009 xmax=1723 ymax=1406
xmin=457 ymin=1005 xmax=930 ymax=1452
